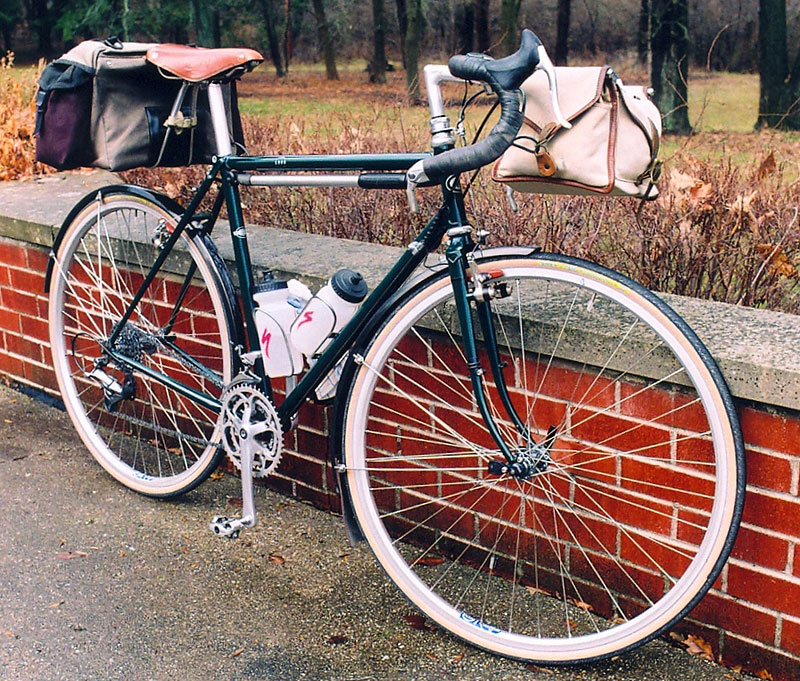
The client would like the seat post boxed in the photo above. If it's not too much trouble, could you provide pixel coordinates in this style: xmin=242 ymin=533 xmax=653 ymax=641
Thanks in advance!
xmin=207 ymin=83 xmax=233 ymax=156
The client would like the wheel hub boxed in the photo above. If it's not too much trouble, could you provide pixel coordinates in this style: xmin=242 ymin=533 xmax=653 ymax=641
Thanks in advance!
xmin=487 ymin=427 xmax=556 ymax=479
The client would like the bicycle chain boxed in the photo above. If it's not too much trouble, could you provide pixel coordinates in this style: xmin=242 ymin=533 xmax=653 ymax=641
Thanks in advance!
xmin=106 ymin=408 xmax=218 ymax=449
xmin=93 ymin=324 xmax=224 ymax=450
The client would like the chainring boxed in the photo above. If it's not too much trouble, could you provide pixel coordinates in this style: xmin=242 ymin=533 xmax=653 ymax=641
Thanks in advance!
xmin=220 ymin=378 xmax=283 ymax=478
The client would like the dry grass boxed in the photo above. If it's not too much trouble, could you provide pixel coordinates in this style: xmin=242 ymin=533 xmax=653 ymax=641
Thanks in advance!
xmin=2 ymin=60 xmax=799 ymax=313
xmin=0 ymin=54 xmax=55 ymax=181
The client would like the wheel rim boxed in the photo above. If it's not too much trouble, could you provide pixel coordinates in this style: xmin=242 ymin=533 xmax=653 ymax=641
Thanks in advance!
xmin=344 ymin=257 xmax=740 ymax=661
xmin=49 ymin=197 xmax=232 ymax=495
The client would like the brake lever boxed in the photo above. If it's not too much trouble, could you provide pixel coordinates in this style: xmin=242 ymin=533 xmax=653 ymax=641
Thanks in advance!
xmin=535 ymin=45 xmax=571 ymax=129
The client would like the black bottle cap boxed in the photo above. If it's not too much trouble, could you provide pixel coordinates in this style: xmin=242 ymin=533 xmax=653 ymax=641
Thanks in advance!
xmin=253 ymin=270 xmax=287 ymax=294
xmin=330 ymin=269 xmax=368 ymax=303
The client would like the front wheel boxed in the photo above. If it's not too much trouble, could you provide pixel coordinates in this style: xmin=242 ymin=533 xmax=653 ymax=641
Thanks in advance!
xmin=341 ymin=252 xmax=744 ymax=663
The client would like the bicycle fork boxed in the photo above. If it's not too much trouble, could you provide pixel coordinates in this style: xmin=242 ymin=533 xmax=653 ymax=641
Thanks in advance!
xmin=445 ymin=230 xmax=555 ymax=479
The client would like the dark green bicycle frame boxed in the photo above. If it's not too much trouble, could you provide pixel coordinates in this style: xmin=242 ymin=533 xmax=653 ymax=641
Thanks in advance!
xmin=104 ymin=150 xmax=528 ymax=463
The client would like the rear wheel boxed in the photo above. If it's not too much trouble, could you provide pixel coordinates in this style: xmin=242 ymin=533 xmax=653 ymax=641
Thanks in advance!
xmin=49 ymin=190 xmax=236 ymax=497
xmin=341 ymin=252 xmax=744 ymax=662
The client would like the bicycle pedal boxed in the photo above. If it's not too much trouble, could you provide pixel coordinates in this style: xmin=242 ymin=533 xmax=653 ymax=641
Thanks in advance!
xmin=209 ymin=514 xmax=247 ymax=539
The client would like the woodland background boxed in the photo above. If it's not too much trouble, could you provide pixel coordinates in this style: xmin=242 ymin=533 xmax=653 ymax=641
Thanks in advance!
xmin=0 ymin=0 xmax=799 ymax=312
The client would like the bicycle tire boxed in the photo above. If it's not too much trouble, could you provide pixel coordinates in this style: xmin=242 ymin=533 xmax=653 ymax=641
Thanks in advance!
xmin=48 ymin=189 xmax=237 ymax=497
xmin=341 ymin=252 xmax=744 ymax=663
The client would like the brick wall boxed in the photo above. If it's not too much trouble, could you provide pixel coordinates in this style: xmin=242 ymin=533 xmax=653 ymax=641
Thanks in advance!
xmin=2 ymin=234 xmax=799 ymax=679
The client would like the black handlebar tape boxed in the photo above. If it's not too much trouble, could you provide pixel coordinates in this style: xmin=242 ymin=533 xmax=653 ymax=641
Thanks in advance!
xmin=450 ymin=29 xmax=542 ymax=91
xmin=420 ymin=89 xmax=523 ymax=183
xmin=419 ymin=28 xmax=542 ymax=183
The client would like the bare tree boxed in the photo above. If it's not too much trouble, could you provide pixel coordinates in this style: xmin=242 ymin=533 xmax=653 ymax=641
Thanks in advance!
xmin=405 ymin=0 xmax=423 ymax=99
xmin=500 ymin=0 xmax=521 ymax=55
xmin=455 ymin=0 xmax=475 ymax=54
xmin=650 ymin=0 xmax=691 ymax=134
xmin=555 ymin=0 xmax=571 ymax=65
xmin=638 ymin=0 xmax=649 ymax=64
xmin=370 ymin=0 xmax=387 ymax=83
xmin=192 ymin=0 xmax=220 ymax=47
xmin=257 ymin=0 xmax=286 ymax=77
xmin=757 ymin=0 xmax=800 ymax=129
xmin=311 ymin=0 xmax=338 ymax=80
xmin=474 ymin=0 xmax=490 ymax=52
xmin=395 ymin=0 xmax=408 ymax=68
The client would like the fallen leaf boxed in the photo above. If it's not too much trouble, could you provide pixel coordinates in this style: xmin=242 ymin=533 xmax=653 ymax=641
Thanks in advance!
xmin=757 ymin=670 xmax=774 ymax=681
xmin=565 ymin=619 xmax=578 ymax=631
xmin=403 ymin=613 xmax=435 ymax=631
xmin=268 ymin=553 xmax=285 ymax=565
xmin=230 ymin=647 xmax=244 ymax=658
xmin=327 ymin=633 xmax=349 ymax=645
xmin=450 ymin=653 xmax=464 ymax=663
xmin=209 ymin=471 xmax=224 ymax=480
xmin=525 ymin=585 xmax=551 ymax=597
xmin=1 ymin=630 xmax=14 ymax=638
xmin=47 ymin=601 xmax=64 ymax=609
xmin=756 ymin=151 xmax=776 ymax=181
xmin=415 ymin=554 xmax=445 ymax=566
xmin=572 ymin=599 xmax=593 ymax=612
xmin=228 ymin=497 xmax=243 ymax=508
xmin=669 ymin=169 xmax=701 ymax=192
xmin=684 ymin=633 xmax=714 ymax=661
xmin=526 ymin=664 xmax=555 ymax=674
xmin=56 ymin=551 xmax=88 ymax=560
xmin=72 ymin=624 xmax=85 ymax=632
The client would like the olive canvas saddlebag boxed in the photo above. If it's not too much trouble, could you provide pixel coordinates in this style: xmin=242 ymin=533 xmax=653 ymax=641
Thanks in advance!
xmin=35 ymin=39 xmax=243 ymax=171
xmin=492 ymin=66 xmax=662 ymax=198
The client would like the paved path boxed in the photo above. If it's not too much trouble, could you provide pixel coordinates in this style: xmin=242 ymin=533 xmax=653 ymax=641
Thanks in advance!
xmin=0 ymin=383 xmax=744 ymax=681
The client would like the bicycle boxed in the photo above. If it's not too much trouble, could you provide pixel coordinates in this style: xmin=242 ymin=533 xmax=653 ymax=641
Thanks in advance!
xmin=45 ymin=29 xmax=745 ymax=664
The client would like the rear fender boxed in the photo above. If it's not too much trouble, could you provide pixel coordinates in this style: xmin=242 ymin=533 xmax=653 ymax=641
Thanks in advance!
xmin=44 ymin=184 xmax=188 ymax=294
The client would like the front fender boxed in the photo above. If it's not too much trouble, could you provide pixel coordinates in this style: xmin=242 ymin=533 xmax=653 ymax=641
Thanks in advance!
xmin=329 ymin=245 xmax=539 ymax=545
xmin=44 ymin=184 xmax=186 ymax=294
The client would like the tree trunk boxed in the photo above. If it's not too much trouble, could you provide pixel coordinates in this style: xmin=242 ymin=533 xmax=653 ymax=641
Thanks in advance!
xmin=311 ymin=0 xmax=338 ymax=80
xmin=395 ymin=0 xmax=408 ymax=68
xmin=30 ymin=0 xmax=52 ymax=57
xmin=650 ymin=0 xmax=692 ymax=135
xmin=258 ymin=0 xmax=286 ymax=77
xmin=555 ymin=0 xmax=571 ymax=65
xmin=638 ymin=0 xmax=649 ymax=65
xmin=284 ymin=0 xmax=292 ymax=72
xmin=500 ymin=0 xmax=521 ymax=56
xmin=455 ymin=0 xmax=475 ymax=54
xmin=405 ymin=0 xmax=423 ymax=100
xmin=192 ymin=0 xmax=216 ymax=47
xmin=370 ymin=0 xmax=387 ymax=84
xmin=474 ymin=0 xmax=490 ymax=52
xmin=757 ymin=0 xmax=800 ymax=129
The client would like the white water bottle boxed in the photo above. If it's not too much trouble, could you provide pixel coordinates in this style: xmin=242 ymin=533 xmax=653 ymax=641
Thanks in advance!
xmin=252 ymin=271 xmax=307 ymax=378
xmin=290 ymin=269 xmax=368 ymax=358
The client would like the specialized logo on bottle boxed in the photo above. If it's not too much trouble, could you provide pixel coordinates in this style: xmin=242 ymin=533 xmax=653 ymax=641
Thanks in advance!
xmin=296 ymin=310 xmax=314 ymax=328
xmin=261 ymin=328 xmax=271 ymax=358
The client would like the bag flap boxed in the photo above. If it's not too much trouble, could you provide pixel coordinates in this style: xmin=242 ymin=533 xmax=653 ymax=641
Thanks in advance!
xmin=520 ymin=66 xmax=608 ymax=130
xmin=617 ymin=82 xmax=662 ymax=159
xmin=57 ymin=40 xmax=157 ymax=70
xmin=37 ymin=60 xmax=94 ymax=92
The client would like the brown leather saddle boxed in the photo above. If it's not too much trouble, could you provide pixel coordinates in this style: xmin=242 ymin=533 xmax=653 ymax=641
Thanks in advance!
xmin=146 ymin=44 xmax=263 ymax=82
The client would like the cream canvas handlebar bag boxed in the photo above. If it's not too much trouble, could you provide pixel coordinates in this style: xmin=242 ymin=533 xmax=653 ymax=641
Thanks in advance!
xmin=492 ymin=66 xmax=662 ymax=198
